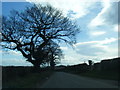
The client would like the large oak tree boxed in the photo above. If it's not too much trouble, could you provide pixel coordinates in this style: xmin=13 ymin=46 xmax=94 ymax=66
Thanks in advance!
xmin=1 ymin=4 xmax=79 ymax=68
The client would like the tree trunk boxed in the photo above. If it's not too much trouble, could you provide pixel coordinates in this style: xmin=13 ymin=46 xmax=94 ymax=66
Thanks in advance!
xmin=32 ymin=63 xmax=41 ymax=73
xmin=27 ymin=59 xmax=41 ymax=73
xmin=50 ymin=59 xmax=55 ymax=70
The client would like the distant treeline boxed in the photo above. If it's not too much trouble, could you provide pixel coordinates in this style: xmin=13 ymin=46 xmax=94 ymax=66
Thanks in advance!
xmin=55 ymin=57 xmax=120 ymax=73
xmin=93 ymin=57 xmax=119 ymax=71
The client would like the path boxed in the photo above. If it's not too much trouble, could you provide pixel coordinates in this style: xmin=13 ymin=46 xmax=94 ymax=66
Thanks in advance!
xmin=40 ymin=72 xmax=119 ymax=88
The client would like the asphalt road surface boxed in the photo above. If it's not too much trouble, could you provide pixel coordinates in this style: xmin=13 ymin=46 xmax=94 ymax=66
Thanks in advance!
xmin=40 ymin=72 xmax=119 ymax=88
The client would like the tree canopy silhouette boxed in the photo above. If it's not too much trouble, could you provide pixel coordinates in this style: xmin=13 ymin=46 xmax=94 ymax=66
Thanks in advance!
xmin=88 ymin=60 xmax=93 ymax=66
xmin=32 ymin=40 xmax=63 ymax=69
xmin=1 ymin=4 xmax=79 ymax=68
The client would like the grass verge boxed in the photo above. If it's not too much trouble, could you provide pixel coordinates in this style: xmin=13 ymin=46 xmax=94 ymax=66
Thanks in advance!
xmin=3 ymin=71 xmax=53 ymax=88
xmin=75 ymin=70 xmax=119 ymax=81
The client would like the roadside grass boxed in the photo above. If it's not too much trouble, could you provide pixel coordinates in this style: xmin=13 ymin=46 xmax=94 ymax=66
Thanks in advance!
xmin=3 ymin=71 xmax=53 ymax=88
xmin=76 ymin=70 xmax=119 ymax=81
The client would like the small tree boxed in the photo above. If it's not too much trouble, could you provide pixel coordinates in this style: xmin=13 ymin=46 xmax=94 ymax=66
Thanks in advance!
xmin=88 ymin=60 xmax=94 ymax=71
xmin=46 ymin=40 xmax=63 ymax=70
xmin=1 ymin=4 xmax=79 ymax=68
xmin=88 ymin=60 xmax=93 ymax=66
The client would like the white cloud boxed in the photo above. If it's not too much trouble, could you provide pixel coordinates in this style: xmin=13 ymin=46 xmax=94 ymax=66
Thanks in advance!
xmin=60 ymin=49 xmax=88 ymax=65
xmin=84 ymin=1 xmax=118 ymax=39
xmin=114 ymin=24 xmax=120 ymax=32
xmin=75 ymin=42 xmax=106 ymax=56
xmin=74 ymin=37 xmax=118 ymax=56
xmin=99 ymin=38 xmax=118 ymax=44
xmin=60 ymin=47 xmax=68 ymax=50
xmin=61 ymin=55 xmax=80 ymax=65
xmin=26 ymin=0 xmax=97 ymax=19
xmin=2 ymin=50 xmax=22 ymax=56
xmin=9 ymin=51 xmax=22 ymax=55
xmin=91 ymin=31 xmax=106 ymax=36
xmin=114 ymin=25 xmax=118 ymax=32
xmin=2 ymin=58 xmax=32 ymax=66
xmin=89 ymin=1 xmax=118 ymax=28
xmin=89 ymin=1 xmax=110 ymax=27
xmin=103 ymin=2 xmax=118 ymax=25
xmin=75 ymin=37 xmax=117 ymax=47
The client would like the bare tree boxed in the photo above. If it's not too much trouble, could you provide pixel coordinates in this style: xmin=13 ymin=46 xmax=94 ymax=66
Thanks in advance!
xmin=1 ymin=4 xmax=79 ymax=68
xmin=46 ymin=40 xmax=63 ymax=70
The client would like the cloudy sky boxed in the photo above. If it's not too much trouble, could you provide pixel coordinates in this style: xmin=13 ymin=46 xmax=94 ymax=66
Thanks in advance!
xmin=1 ymin=0 xmax=119 ymax=66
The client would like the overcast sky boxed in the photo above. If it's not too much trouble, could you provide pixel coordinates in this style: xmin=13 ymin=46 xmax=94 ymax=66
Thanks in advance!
xmin=1 ymin=0 xmax=119 ymax=66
